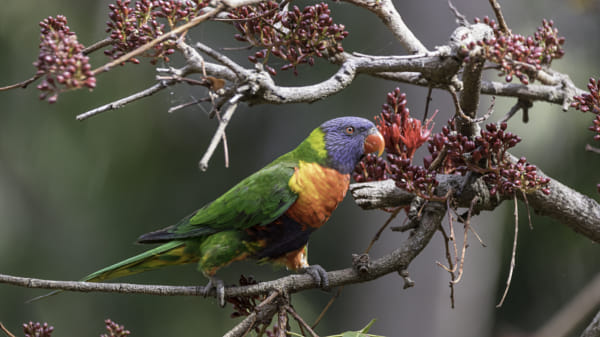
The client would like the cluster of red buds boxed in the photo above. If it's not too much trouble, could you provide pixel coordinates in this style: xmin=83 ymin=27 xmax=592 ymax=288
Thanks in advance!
xmin=486 ymin=156 xmax=551 ymax=196
xmin=22 ymin=322 xmax=54 ymax=337
xmin=229 ymin=1 xmax=348 ymax=75
xmin=34 ymin=16 xmax=96 ymax=103
xmin=467 ymin=17 xmax=565 ymax=84
xmin=427 ymin=121 xmax=550 ymax=196
xmin=100 ymin=319 xmax=131 ymax=337
xmin=353 ymin=154 xmax=389 ymax=182
xmin=104 ymin=0 xmax=208 ymax=64
xmin=375 ymin=88 xmax=434 ymax=160
xmin=354 ymin=87 xmax=550 ymax=198
xmin=354 ymin=88 xmax=439 ymax=198
xmin=387 ymin=156 xmax=439 ymax=198
xmin=572 ymin=77 xmax=600 ymax=141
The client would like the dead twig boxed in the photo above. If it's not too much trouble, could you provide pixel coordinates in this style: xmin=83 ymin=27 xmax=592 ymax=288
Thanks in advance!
xmin=365 ymin=208 xmax=403 ymax=253
xmin=224 ymin=290 xmax=281 ymax=337
xmin=168 ymin=97 xmax=212 ymax=113
xmin=437 ymin=224 xmax=457 ymax=308
xmin=0 ymin=323 xmax=16 ymax=337
xmin=198 ymin=93 xmax=243 ymax=171
xmin=497 ymin=193 xmax=519 ymax=307
xmin=287 ymin=306 xmax=319 ymax=337
xmin=585 ymin=144 xmax=600 ymax=155
xmin=521 ymin=189 xmax=534 ymax=230
xmin=82 ymin=38 xmax=113 ymax=55
xmin=76 ymin=80 xmax=175 ymax=121
xmin=488 ymin=0 xmax=510 ymax=35
xmin=452 ymin=196 xmax=479 ymax=284
xmin=500 ymin=98 xmax=533 ymax=123
xmin=0 ymin=74 xmax=41 ymax=91
xmin=423 ymin=86 xmax=433 ymax=122
xmin=311 ymin=288 xmax=342 ymax=329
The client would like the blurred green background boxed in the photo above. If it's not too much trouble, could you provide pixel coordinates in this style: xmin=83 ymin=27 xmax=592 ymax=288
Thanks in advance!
xmin=1 ymin=0 xmax=599 ymax=336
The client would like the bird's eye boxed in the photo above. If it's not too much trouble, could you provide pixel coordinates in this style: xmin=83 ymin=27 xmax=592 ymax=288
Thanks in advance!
xmin=345 ymin=126 xmax=355 ymax=135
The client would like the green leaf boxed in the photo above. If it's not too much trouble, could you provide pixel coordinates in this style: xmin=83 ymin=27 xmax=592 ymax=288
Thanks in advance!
xmin=322 ymin=319 xmax=385 ymax=337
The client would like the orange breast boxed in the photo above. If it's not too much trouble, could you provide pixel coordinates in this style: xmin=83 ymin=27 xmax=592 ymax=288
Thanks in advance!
xmin=286 ymin=161 xmax=350 ymax=228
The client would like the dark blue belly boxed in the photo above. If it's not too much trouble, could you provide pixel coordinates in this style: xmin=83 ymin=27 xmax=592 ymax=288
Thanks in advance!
xmin=247 ymin=215 xmax=314 ymax=260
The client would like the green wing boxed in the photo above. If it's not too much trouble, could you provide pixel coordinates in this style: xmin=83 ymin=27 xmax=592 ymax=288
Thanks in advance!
xmin=138 ymin=161 xmax=298 ymax=243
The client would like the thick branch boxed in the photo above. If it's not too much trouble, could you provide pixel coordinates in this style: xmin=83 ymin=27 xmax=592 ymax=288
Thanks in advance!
xmin=351 ymin=165 xmax=600 ymax=243
xmin=525 ymin=169 xmax=600 ymax=242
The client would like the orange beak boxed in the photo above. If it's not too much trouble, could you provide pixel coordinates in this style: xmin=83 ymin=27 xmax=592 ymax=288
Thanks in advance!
xmin=364 ymin=129 xmax=385 ymax=156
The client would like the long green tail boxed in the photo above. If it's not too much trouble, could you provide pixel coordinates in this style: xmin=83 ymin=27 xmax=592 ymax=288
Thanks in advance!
xmin=28 ymin=240 xmax=197 ymax=302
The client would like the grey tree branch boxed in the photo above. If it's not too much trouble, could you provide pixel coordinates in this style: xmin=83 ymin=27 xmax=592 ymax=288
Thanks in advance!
xmin=0 ymin=200 xmax=443 ymax=301
xmin=350 ymin=158 xmax=600 ymax=243
xmin=581 ymin=310 xmax=600 ymax=337
xmin=340 ymin=0 xmax=428 ymax=54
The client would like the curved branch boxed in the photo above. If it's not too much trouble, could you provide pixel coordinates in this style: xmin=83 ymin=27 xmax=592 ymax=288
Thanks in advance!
xmin=340 ymin=0 xmax=428 ymax=54
xmin=0 ymin=201 xmax=443 ymax=299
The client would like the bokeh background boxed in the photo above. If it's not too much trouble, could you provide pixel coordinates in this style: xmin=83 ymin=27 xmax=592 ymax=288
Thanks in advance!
xmin=1 ymin=0 xmax=599 ymax=336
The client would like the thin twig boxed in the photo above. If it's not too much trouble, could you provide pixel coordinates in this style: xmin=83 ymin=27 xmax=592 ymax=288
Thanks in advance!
xmin=0 ymin=323 xmax=16 ymax=337
xmin=488 ymin=0 xmax=511 ymax=35
xmin=452 ymin=196 xmax=479 ymax=284
xmin=195 ymin=41 xmax=248 ymax=76
xmin=198 ymin=93 xmax=243 ymax=171
xmin=497 ymin=193 xmax=519 ymax=307
xmin=585 ymin=144 xmax=600 ymax=155
xmin=468 ymin=224 xmax=487 ymax=247
xmin=82 ymin=38 xmax=113 ymax=55
xmin=428 ymin=145 xmax=448 ymax=172
xmin=224 ymin=290 xmax=281 ymax=337
xmin=475 ymin=96 xmax=496 ymax=123
xmin=449 ymin=89 xmax=471 ymax=122
xmin=423 ymin=86 xmax=433 ymax=122
xmin=437 ymin=225 xmax=456 ymax=308
xmin=214 ymin=109 xmax=230 ymax=168
xmin=76 ymin=80 xmax=175 ymax=121
xmin=0 ymin=74 xmax=41 ymax=91
xmin=311 ymin=288 xmax=341 ymax=329
xmin=168 ymin=97 xmax=212 ymax=113
xmin=447 ymin=0 xmax=469 ymax=26
xmin=365 ymin=208 xmax=402 ymax=253
xmin=500 ymin=98 xmax=533 ymax=123
xmin=521 ymin=189 xmax=533 ymax=230
xmin=287 ymin=306 xmax=319 ymax=337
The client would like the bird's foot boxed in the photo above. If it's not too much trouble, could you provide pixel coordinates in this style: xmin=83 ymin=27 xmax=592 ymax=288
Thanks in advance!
xmin=200 ymin=277 xmax=225 ymax=307
xmin=302 ymin=264 xmax=330 ymax=289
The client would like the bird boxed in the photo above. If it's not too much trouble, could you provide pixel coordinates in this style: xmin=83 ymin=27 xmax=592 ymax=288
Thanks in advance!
xmin=31 ymin=116 xmax=384 ymax=306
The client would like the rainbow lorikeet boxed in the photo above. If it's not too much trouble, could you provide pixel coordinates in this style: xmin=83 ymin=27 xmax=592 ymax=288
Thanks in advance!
xmin=33 ymin=116 xmax=384 ymax=305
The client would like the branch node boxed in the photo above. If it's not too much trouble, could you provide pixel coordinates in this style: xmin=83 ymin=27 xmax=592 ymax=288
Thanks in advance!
xmin=398 ymin=269 xmax=415 ymax=289
xmin=352 ymin=253 xmax=370 ymax=275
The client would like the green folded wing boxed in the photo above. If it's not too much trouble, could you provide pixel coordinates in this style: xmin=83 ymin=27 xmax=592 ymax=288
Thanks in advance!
xmin=138 ymin=161 xmax=298 ymax=243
